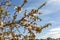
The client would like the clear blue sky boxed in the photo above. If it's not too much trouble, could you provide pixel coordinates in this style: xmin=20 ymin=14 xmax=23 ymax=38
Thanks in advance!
xmin=0 ymin=0 xmax=60 ymax=39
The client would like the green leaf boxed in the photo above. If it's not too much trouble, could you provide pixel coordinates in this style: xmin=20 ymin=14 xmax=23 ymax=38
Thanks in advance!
xmin=0 ymin=9 xmax=3 ymax=14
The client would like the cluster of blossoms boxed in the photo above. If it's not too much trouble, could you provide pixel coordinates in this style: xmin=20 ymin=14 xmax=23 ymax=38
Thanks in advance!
xmin=0 ymin=0 xmax=51 ymax=40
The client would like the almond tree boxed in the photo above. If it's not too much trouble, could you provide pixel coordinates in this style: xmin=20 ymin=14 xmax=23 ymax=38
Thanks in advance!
xmin=0 ymin=0 xmax=51 ymax=40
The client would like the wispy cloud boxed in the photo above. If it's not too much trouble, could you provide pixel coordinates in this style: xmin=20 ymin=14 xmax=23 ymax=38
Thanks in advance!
xmin=40 ymin=27 xmax=60 ymax=39
xmin=39 ymin=0 xmax=60 ymax=16
xmin=50 ymin=27 xmax=60 ymax=32
xmin=39 ymin=9 xmax=53 ymax=16
xmin=47 ymin=0 xmax=60 ymax=4
xmin=49 ymin=27 xmax=60 ymax=38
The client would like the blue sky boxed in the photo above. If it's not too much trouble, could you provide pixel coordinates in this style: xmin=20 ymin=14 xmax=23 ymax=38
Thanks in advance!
xmin=0 ymin=0 xmax=60 ymax=39
xmin=22 ymin=0 xmax=60 ymax=39
xmin=36 ymin=0 xmax=60 ymax=39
